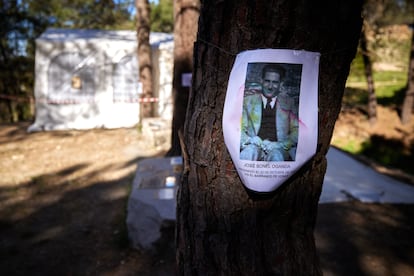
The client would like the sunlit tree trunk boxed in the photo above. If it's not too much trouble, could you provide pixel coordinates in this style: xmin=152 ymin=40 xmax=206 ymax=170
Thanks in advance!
xmin=360 ymin=20 xmax=377 ymax=126
xmin=166 ymin=0 xmax=200 ymax=156
xmin=136 ymin=0 xmax=154 ymax=118
xmin=401 ymin=24 xmax=414 ymax=125
xmin=176 ymin=0 xmax=363 ymax=274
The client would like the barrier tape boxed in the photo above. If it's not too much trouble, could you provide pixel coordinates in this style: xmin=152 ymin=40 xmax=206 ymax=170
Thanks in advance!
xmin=46 ymin=99 xmax=95 ymax=104
xmin=0 ymin=94 xmax=159 ymax=104
xmin=0 ymin=94 xmax=33 ymax=103
xmin=138 ymin=97 xmax=159 ymax=103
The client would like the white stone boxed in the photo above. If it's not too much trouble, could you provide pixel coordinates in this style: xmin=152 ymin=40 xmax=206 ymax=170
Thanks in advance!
xmin=127 ymin=148 xmax=414 ymax=251
xmin=126 ymin=157 xmax=182 ymax=251
xmin=320 ymin=147 xmax=414 ymax=204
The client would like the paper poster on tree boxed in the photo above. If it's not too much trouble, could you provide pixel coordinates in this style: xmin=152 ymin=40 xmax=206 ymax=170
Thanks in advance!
xmin=223 ymin=49 xmax=320 ymax=192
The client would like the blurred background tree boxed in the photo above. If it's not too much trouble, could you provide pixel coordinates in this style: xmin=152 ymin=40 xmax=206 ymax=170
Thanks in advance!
xmin=376 ymin=0 xmax=414 ymax=124
xmin=356 ymin=0 xmax=414 ymax=125
xmin=334 ymin=0 xmax=414 ymax=176
xmin=136 ymin=0 xmax=154 ymax=118
xmin=166 ymin=0 xmax=200 ymax=157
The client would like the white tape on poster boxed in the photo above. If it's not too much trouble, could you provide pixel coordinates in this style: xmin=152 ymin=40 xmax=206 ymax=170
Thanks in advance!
xmin=223 ymin=49 xmax=320 ymax=192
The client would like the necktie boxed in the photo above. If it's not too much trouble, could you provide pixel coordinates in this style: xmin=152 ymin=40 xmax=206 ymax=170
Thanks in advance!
xmin=266 ymin=98 xmax=272 ymax=110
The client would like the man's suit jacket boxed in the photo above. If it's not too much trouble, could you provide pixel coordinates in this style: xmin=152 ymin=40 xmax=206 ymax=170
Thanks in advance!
xmin=240 ymin=92 xmax=298 ymax=152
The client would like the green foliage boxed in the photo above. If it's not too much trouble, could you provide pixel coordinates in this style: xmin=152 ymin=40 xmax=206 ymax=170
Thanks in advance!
xmin=341 ymin=139 xmax=364 ymax=154
xmin=339 ymin=23 xmax=413 ymax=176
xmin=371 ymin=25 xmax=412 ymax=69
xmin=0 ymin=0 xmax=38 ymax=122
xmin=28 ymin=0 xmax=135 ymax=30
xmin=363 ymin=0 xmax=414 ymax=26
xmin=342 ymin=87 xmax=368 ymax=107
xmin=346 ymin=23 xmax=411 ymax=106
xmin=360 ymin=135 xmax=414 ymax=175
xmin=347 ymin=54 xmax=366 ymax=82
xmin=380 ymin=0 xmax=414 ymax=25
xmin=346 ymin=64 xmax=407 ymax=107
xmin=150 ymin=0 xmax=173 ymax=32
xmin=0 ymin=55 xmax=35 ymax=122
xmin=373 ymin=71 xmax=407 ymax=99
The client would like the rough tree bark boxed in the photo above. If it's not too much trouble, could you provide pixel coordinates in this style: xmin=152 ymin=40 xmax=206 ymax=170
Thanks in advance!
xmin=136 ymin=0 xmax=154 ymax=118
xmin=401 ymin=25 xmax=414 ymax=125
xmin=176 ymin=0 xmax=363 ymax=275
xmin=166 ymin=0 xmax=200 ymax=156
xmin=360 ymin=20 xmax=378 ymax=125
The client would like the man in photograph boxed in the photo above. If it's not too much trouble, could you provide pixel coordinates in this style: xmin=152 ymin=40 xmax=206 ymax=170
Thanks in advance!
xmin=240 ymin=63 xmax=299 ymax=161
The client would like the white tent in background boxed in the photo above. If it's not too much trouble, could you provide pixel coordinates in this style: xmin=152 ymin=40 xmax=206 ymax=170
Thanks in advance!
xmin=28 ymin=28 xmax=174 ymax=132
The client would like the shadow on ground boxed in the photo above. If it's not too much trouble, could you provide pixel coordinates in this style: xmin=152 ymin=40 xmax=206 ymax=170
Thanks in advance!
xmin=1 ymin=123 xmax=413 ymax=275
xmin=0 ymin=123 xmax=173 ymax=275
xmin=1 ymin=167 xmax=414 ymax=275
xmin=316 ymin=202 xmax=414 ymax=276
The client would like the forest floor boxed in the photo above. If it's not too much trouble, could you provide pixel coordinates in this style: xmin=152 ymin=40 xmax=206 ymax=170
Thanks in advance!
xmin=0 ymin=104 xmax=414 ymax=275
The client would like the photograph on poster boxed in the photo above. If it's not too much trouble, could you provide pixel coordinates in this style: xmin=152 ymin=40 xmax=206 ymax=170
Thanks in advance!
xmin=222 ymin=49 xmax=319 ymax=192
xmin=240 ymin=62 xmax=302 ymax=162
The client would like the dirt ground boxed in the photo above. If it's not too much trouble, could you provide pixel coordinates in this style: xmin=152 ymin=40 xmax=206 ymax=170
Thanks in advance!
xmin=0 ymin=123 xmax=174 ymax=276
xmin=0 ymin=107 xmax=414 ymax=275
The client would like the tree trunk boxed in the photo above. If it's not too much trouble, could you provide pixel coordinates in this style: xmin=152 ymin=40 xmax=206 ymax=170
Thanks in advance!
xmin=176 ymin=1 xmax=363 ymax=275
xmin=6 ymin=99 xmax=18 ymax=123
xmin=136 ymin=0 xmax=154 ymax=118
xmin=360 ymin=21 xmax=377 ymax=126
xmin=401 ymin=24 xmax=414 ymax=125
xmin=166 ymin=0 xmax=200 ymax=156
